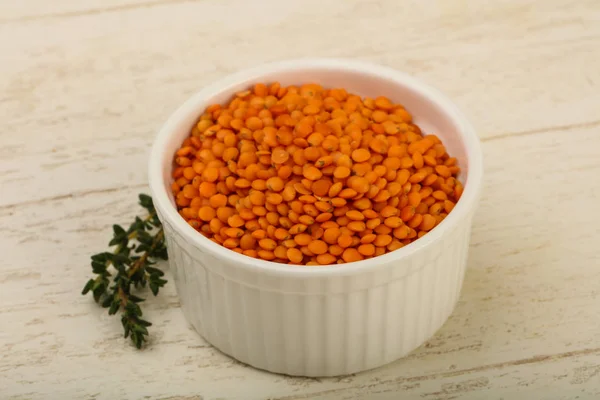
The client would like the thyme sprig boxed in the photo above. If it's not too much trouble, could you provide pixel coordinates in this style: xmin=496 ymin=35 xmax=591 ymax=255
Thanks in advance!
xmin=82 ymin=194 xmax=168 ymax=349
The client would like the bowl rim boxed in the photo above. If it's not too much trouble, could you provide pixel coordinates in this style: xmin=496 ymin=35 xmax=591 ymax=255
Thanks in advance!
xmin=148 ymin=58 xmax=483 ymax=278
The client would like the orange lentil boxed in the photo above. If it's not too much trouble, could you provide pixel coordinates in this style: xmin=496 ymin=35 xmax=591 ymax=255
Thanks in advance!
xmin=379 ymin=205 xmax=398 ymax=218
xmin=222 ymin=238 xmax=239 ymax=249
xmin=303 ymin=166 xmax=323 ymax=181
xmin=329 ymin=245 xmax=344 ymax=256
xmin=342 ymin=248 xmax=363 ymax=263
xmin=259 ymin=238 xmax=277 ymax=251
xmin=228 ymin=214 xmax=245 ymax=228
xmin=400 ymin=206 xmax=416 ymax=222
xmin=198 ymin=206 xmax=216 ymax=222
xmin=435 ymin=165 xmax=451 ymax=178
xmin=171 ymin=83 xmax=464 ymax=265
xmin=224 ymin=227 xmax=244 ymax=238
xmin=351 ymin=148 xmax=371 ymax=163
xmin=432 ymin=190 xmax=447 ymax=201
xmin=346 ymin=210 xmax=365 ymax=221
xmin=366 ymin=218 xmax=381 ymax=230
xmin=298 ymin=215 xmax=315 ymax=225
xmin=388 ymin=240 xmax=404 ymax=251
xmin=393 ymin=225 xmax=411 ymax=240
xmin=274 ymin=245 xmax=288 ymax=260
xmin=323 ymin=228 xmax=341 ymax=244
xmin=347 ymin=221 xmax=366 ymax=232
xmin=357 ymin=243 xmax=375 ymax=256
xmin=384 ymin=216 xmax=403 ymax=228
xmin=339 ymin=188 xmax=358 ymax=199
xmin=316 ymin=253 xmax=337 ymax=265
xmin=257 ymin=250 xmax=275 ymax=260
xmin=338 ymin=234 xmax=353 ymax=248
xmin=286 ymin=248 xmax=303 ymax=264
xmin=271 ymin=147 xmax=289 ymax=164
xmin=333 ymin=166 xmax=351 ymax=179
xmin=419 ymin=214 xmax=437 ymax=231
xmin=294 ymin=233 xmax=312 ymax=246
xmin=374 ymin=234 xmax=393 ymax=247
xmin=307 ymin=240 xmax=328 ymax=255
xmin=416 ymin=202 xmax=429 ymax=215
xmin=266 ymin=176 xmax=285 ymax=192
xmin=408 ymin=214 xmax=424 ymax=229
xmin=182 ymin=185 xmax=198 ymax=199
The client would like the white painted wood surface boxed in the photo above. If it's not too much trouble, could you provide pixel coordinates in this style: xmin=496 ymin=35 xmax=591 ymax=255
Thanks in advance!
xmin=1 ymin=0 xmax=600 ymax=398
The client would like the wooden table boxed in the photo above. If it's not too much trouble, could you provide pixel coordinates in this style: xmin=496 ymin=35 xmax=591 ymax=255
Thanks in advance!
xmin=2 ymin=0 xmax=600 ymax=398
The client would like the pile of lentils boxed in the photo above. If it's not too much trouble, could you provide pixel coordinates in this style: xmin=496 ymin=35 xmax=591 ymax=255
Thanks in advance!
xmin=170 ymin=83 xmax=463 ymax=265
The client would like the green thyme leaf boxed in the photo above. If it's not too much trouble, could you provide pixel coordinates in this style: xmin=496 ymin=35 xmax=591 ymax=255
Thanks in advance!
xmin=82 ymin=193 xmax=168 ymax=349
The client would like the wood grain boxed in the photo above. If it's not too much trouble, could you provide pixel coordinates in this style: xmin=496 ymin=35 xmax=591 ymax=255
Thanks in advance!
xmin=0 ymin=0 xmax=199 ymax=23
xmin=1 ymin=0 xmax=599 ymax=208
xmin=2 ymin=0 xmax=600 ymax=399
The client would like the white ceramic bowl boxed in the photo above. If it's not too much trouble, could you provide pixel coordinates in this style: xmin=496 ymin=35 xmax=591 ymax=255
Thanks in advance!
xmin=149 ymin=58 xmax=483 ymax=377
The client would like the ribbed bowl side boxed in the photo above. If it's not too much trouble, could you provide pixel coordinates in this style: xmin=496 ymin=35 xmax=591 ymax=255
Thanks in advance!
xmin=160 ymin=209 xmax=473 ymax=377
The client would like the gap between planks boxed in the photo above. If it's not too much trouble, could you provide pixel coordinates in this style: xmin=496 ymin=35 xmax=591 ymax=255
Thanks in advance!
xmin=0 ymin=184 xmax=148 ymax=211
xmin=482 ymin=118 xmax=600 ymax=143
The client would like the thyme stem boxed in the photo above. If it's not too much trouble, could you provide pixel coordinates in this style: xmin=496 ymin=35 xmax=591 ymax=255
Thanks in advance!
xmin=82 ymin=194 xmax=168 ymax=349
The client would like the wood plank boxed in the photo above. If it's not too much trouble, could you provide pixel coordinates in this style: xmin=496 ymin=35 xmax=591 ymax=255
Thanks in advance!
xmin=1 ymin=0 xmax=599 ymax=208
xmin=3 ymin=0 xmax=600 ymax=398
xmin=280 ymin=351 xmax=600 ymax=399
xmin=2 ymin=124 xmax=599 ymax=399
